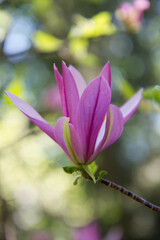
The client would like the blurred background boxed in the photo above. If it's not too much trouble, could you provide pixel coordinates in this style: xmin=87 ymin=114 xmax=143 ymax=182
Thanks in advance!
xmin=0 ymin=0 xmax=160 ymax=239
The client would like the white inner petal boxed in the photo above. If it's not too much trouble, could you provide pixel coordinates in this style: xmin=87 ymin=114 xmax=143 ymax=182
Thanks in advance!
xmin=95 ymin=117 xmax=106 ymax=151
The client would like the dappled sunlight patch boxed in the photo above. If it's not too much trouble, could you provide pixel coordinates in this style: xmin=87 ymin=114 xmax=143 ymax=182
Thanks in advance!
xmin=0 ymin=109 xmax=27 ymax=149
xmin=33 ymin=31 xmax=63 ymax=53
xmin=69 ymin=12 xmax=116 ymax=39
xmin=136 ymin=157 xmax=160 ymax=188
xmin=13 ymin=206 xmax=42 ymax=230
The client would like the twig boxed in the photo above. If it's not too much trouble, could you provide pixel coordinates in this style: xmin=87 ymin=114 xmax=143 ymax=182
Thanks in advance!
xmin=84 ymin=174 xmax=160 ymax=213
xmin=99 ymin=178 xmax=160 ymax=213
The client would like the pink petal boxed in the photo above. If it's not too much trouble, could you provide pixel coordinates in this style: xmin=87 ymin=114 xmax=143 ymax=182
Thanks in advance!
xmin=89 ymin=110 xmax=111 ymax=163
xmin=5 ymin=91 xmax=55 ymax=140
xmin=54 ymin=64 xmax=67 ymax=116
xmin=100 ymin=61 xmax=111 ymax=87
xmin=54 ymin=117 xmax=73 ymax=162
xmin=119 ymin=2 xmax=133 ymax=12
xmin=120 ymin=89 xmax=143 ymax=123
xmin=68 ymin=123 xmax=84 ymax=164
xmin=76 ymin=76 xmax=111 ymax=162
xmin=101 ymin=104 xmax=124 ymax=151
xmin=69 ymin=65 xmax=87 ymax=96
xmin=133 ymin=0 xmax=150 ymax=11
xmin=62 ymin=61 xmax=79 ymax=125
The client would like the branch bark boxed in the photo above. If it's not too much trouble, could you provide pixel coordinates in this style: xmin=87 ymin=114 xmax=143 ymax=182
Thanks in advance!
xmin=83 ymin=174 xmax=160 ymax=213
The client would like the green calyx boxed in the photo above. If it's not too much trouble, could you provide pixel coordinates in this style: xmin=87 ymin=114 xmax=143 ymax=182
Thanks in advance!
xmin=63 ymin=163 xmax=108 ymax=185
xmin=63 ymin=118 xmax=80 ymax=165
xmin=82 ymin=164 xmax=96 ymax=183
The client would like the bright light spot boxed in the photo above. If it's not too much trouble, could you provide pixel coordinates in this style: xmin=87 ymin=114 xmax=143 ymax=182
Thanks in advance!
xmin=4 ymin=33 xmax=31 ymax=55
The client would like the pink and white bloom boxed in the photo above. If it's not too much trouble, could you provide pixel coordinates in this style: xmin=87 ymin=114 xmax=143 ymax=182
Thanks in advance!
xmin=5 ymin=61 xmax=142 ymax=167
xmin=116 ymin=0 xmax=150 ymax=32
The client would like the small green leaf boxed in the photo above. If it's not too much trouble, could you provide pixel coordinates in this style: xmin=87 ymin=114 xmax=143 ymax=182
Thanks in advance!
xmin=63 ymin=166 xmax=83 ymax=174
xmin=82 ymin=165 xmax=96 ymax=183
xmin=143 ymin=86 xmax=160 ymax=104
xmin=97 ymin=170 xmax=108 ymax=182
xmin=73 ymin=175 xmax=82 ymax=185
xmin=89 ymin=162 xmax=98 ymax=174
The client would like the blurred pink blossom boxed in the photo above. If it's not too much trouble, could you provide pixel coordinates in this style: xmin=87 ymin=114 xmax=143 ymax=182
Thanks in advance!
xmin=116 ymin=0 xmax=150 ymax=32
xmin=73 ymin=222 xmax=101 ymax=240
xmin=72 ymin=222 xmax=123 ymax=240
xmin=43 ymin=85 xmax=61 ymax=111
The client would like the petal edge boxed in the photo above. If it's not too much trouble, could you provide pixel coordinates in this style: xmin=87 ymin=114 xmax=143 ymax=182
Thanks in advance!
xmin=120 ymin=89 xmax=143 ymax=123
xmin=4 ymin=91 xmax=55 ymax=140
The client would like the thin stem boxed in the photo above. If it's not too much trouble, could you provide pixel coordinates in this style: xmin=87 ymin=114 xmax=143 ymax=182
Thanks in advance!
xmin=83 ymin=174 xmax=160 ymax=213
xmin=99 ymin=178 xmax=160 ymax=213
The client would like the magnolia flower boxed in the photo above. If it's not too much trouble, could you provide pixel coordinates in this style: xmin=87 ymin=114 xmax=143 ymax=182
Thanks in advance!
xmin=116 ymin=0 xmax=150 ymax=32
xmin=5 ymin=61 xmax=142 ymax=174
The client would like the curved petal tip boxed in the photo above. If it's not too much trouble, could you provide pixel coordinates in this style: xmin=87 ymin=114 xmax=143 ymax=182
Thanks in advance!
xmin=100 ymin=61 xmax=111 ymax=87
xmin=4 ymin=91 xmax=55 ymax=140
xmin=120 ymin=88 xmax=143 ymax=123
